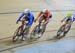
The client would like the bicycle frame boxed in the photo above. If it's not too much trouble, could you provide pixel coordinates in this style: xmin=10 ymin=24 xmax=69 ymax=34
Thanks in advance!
xmin=12 ymin=20 xmax=28 ymax=42
xmin=56 ymin=21 xmax=72 ymax=39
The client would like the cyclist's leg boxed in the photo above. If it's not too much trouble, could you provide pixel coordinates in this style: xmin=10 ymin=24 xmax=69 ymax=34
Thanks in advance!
xmin=37 ymin=17 xmax=44 ymax=37
xmin=41 ymin=24 xmax=46 ymax=35
xmin=41 ymin=18 xmax=49 ymax=35
xmin=24 ymin=26 xmax=30 ymax=35
xmin=20 ymin=20 xmax=26 ymax=40
xmin=41 ymin=15 xmax=52 ymax=35
xmin=21 ymin=25 xmax=30 ymax=41
xmin=63 ymin=19 xmax=71 ymax=31
xmin=38 ymin=16 xmax=45 ymax=30
xmin=20 ymin=19 xmax=25 ymax=34
xmin=67 ymin=19 xmax=72 ymax=25
xmin=25 ymin=17 xmax=34 ymax=35
xmin=20 ymin=25 xmax=24 ymax=34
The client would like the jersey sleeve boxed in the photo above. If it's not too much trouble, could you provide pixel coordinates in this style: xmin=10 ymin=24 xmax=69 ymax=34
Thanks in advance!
xmin=46 ymin=10 xmax=51 ymax=20
xmin=17 ymin=12 xmax=24 ymax=22
xmin=71 ymin=15 xmax=75 ymax=21
xmin=36 ymin=12 xmax=42 ymax=19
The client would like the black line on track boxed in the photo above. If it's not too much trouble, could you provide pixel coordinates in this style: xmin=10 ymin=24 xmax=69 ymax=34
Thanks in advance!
xmin=0 ymin=35 xmax=75 ymax=52
xmin=0 ymin=28 xmax=75 ymax=52
xmin=0 ymin=27 xmax=75 ymax=40
xmin=0 ymin=10 xmax=75 ymax=14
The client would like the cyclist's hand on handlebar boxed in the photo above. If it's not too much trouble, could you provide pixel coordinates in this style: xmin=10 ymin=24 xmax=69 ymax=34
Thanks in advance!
xmin=16 ymin=21 xmax=18 ymax=24
xmin=34 ymin=19 xmax=37 ymax=22
xmin=61 ymin=20 xmax=64 ymax=23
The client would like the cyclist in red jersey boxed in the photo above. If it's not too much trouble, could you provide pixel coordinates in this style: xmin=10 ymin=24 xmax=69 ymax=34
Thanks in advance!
xmin=34 ymin=9 xmax=52 ymax=36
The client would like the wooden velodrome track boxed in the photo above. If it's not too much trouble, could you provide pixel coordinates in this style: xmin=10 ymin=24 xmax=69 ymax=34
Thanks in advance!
xmin=0 ymin=0 xmax=75 ymax=53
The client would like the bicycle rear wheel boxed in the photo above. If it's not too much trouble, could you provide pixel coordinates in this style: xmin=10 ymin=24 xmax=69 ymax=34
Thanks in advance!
xmin=56 ymin=25 xmax=65 ymax=38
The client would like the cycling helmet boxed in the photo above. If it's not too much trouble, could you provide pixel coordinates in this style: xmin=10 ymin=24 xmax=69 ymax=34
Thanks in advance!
xmin=24 ymin=9 xmax=30 ymax=14
xmin=67 ymin=13 xmax=72 ymax=18
xmin=42 ymin=9 xmax=47 ymax=13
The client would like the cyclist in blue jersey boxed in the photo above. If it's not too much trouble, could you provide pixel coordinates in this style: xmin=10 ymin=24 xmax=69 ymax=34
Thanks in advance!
xmin=16 ymin=9 xmax=34 ymax=40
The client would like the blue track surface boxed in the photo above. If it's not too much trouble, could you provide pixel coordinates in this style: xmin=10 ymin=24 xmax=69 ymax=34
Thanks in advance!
xmin=15 ymin=39 xmax=75 ymax=53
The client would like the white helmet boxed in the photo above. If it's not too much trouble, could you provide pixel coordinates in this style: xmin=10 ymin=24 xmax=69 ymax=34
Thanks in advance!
xmin=24 ymin=9 xmax=30 ymax=14
xmin=42 ymin=9 xmax=47 ymax=13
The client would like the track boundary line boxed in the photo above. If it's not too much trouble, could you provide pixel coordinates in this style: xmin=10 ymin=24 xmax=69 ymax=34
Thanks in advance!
xmin=0 ymin=27 xmax=75 ymax=40
xmin=0 ymin=35 xmax=75 ymax=52
xmin=0 ymin=28 xmax=75 ymax=52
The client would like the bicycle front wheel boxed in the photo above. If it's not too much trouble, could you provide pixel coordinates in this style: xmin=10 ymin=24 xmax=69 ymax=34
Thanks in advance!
xmin=56 ymin=25 xmax=65 ymax=38
xmin=12 ymin=26 xmax=22 ymax=42
xmin=30 ymin=25 xmax=41 ymax=39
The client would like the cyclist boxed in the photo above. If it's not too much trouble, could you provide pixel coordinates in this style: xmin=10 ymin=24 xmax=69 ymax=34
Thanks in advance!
xmin=34 ymin=8 xmax=52 ymax=37
xmin=61 ymin=13 xmax=75 ymax=31
xmin=16 ymin=9 xmax=34 ymax=40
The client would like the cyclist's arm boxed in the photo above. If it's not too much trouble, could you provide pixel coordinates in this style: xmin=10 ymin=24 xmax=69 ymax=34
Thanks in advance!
xmin=17 ymin=12 xmax=24 ymax=22
xmin=61 ymin=17 xmax=66 ymax=22
xmin=46 ymin=10 xmax=50 ymax=20
xmin=35 ymin=12 xmax=42 ymax=22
